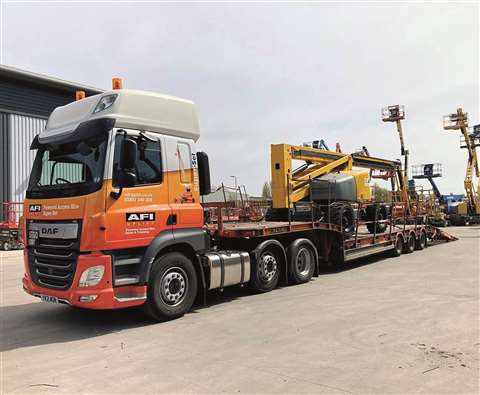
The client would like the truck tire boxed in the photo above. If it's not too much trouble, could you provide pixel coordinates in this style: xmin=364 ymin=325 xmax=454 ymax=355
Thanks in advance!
xmin=2 ymin=241 xmax=10 ymax=251
xmin=415 ymin=231 xmax=426 ymax=250
xmin=143 ymin=252 xmax=198 ymax=321
xmin=329 ymin=202 xmax=355 ymax=237
xmin=403 ymin=233 xmax=415 ymax=254
xmin=251 ymin=246 xmax=281 ymax=292
xmin=288 ymin=240 xmax=316 ymax=284
xmin=390 ymin=235 xmax=403 ymax=257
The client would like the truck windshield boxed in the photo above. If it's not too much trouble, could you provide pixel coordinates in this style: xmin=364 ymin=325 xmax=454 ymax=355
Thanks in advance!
xmin=26 ymin=134 xmax=108 ymax=199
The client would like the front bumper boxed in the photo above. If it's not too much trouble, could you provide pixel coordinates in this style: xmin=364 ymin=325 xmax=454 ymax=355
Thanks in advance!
xmin=23 ymin=251 xmax=147 ymax=309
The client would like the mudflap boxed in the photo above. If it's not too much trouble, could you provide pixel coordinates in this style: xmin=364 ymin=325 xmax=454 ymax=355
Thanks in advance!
xmin=426 ymin=226 xmax=458 ymax=242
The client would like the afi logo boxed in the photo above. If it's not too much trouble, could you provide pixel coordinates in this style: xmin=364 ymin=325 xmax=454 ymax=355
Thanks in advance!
xmin=29 ymin=204 xmax=42 ymax=212
xmin=126 ymin=212 xmax=156 ymax=222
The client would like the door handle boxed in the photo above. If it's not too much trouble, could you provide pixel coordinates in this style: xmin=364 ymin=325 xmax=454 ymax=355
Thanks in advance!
xmin=167 ymin=214 xmax=177 ymax=225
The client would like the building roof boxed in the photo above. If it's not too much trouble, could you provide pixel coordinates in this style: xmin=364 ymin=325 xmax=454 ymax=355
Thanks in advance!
xmin=0 ymin=64 xmax=103 ymax=95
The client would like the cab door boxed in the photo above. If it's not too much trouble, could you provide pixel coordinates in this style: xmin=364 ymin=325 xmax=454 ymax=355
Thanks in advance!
xmin=104 ymin=130 xmax=172 ymax=250
xmin=165 ymin=135 xmax=204 ymax=229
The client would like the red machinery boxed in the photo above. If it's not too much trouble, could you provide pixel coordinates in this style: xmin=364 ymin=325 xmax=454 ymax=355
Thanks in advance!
xmin=0 ymin=202 xmax=23 ymax=250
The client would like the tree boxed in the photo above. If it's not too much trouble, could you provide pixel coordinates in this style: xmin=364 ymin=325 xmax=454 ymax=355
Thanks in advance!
xmin=261 ymin=181 xmax=272 ymax=199
xmin=373 ymin=183 xmax=391 ymax=202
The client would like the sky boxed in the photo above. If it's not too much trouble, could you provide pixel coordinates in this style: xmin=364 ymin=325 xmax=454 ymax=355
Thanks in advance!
xmin=1 ymin=1 xmax=478 ymax=196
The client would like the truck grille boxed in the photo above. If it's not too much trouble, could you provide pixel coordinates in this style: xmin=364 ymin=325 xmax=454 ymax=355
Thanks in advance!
xmin=28 ymin=222 xmax=81 ymax=290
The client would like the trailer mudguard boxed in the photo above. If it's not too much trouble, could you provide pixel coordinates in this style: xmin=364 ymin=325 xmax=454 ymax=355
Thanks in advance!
xmin=139 ymin=228 xmax=210 ymax=283
xmin=253 ymin=239 xmax=289 ymax=285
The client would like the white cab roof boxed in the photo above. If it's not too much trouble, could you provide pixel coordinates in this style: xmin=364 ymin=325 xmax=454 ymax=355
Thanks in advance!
xmin=41 ymin=89 xmax=200 ymax=142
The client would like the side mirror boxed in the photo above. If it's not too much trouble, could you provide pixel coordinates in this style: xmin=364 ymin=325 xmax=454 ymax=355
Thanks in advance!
xmin=118 ymin=138 xmax=137 ymax=188
xmin=120 ymin=138 xmax=137 ymax=170
xmin=196 ymin=151 xmax=211 ymax=195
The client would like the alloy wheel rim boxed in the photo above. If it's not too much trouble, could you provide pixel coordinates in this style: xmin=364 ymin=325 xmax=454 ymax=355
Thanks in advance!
xmin=160 ymin=267 xmax=188 ymax=306
xmin=259 ymin=252 xmax=277 ymax=283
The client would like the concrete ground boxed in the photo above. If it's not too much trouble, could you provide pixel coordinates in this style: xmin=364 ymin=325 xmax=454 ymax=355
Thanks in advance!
xmin=1 ymin=227 xmax=478 ymax=394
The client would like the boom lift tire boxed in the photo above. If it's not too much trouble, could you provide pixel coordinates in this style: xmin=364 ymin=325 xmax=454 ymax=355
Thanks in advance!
xmin=415 ymin=231 xmax=426 ymax=250
xmin=365 ymin=204 xmax=388 ymax=234
xmin=142 ymin=252 xmax=198 ymax=321
xmin=390 ymin=235 xmax=404 ymax=257
xmin=403 ymin=233 xmax=416 ymax=254
xmin=251 ymin=245 xmax=281 ymax=293
xmin=287 ymin=240 xmax=316 ymax=284
xmin=329 ymin=202 xmax=355 ymax=237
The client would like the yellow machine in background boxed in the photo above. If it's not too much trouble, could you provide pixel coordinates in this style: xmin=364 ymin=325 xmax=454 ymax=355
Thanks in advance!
xmin=443 ymin=108 xmax=480 ymax=225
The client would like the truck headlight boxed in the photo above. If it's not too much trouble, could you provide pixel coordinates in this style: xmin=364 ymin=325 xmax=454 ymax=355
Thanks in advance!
xmin=78 ymin=265 xmax=105 ymax=287
xmin=93 ymin=94 xmax=117 ymax=114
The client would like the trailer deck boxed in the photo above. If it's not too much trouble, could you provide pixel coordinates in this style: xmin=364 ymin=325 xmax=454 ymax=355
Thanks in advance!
xmin=208 ymin=218 xmax=457 ymax=265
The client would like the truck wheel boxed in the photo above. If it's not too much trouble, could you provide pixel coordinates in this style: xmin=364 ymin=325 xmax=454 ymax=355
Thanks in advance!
xmin=390 ymin=235 xmax=403 ymax=257
xmin=143 ymin=252 xmax=198 ymax=321
xmin=2 ymin=241 xmax=10 ymax=251
xmin=403 ymin=233 xmax=415 ymax=254
xmin=288 ymin=241 xmax=316 ymax=284
xmin=251 ymin=247 xmax=281 ymax=292
xmin=415 ymin=231 xmax=426 ymax=250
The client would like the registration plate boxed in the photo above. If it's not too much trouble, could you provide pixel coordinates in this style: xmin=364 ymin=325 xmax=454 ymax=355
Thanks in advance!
xmin=40 ymin=295 xmax=59 ymax=304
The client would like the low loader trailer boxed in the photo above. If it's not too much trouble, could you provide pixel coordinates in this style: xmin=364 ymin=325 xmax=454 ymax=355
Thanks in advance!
xmin=22 ymin=80 xmax=456 ymax=321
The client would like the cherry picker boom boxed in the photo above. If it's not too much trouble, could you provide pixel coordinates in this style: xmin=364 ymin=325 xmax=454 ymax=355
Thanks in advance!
xmin=443 ymin=108 xmax=480 ymax=225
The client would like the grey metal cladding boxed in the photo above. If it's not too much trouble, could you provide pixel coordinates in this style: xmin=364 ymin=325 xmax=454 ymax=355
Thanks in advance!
xmin=9 ymin=114 xmax=46 ymax=202
xmin=0 ymin=112 xmax=10 ymax=214
xmin=0 ymin=79 xmax=73 ymax=118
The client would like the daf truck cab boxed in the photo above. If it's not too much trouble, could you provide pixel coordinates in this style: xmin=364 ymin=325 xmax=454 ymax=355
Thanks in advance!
xmin=22 ymin=85 xmax=218 ymax=319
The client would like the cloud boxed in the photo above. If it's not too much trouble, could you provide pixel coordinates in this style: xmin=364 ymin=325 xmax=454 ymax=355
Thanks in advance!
xmin=2 ymin=2 xmax=478 ymax=195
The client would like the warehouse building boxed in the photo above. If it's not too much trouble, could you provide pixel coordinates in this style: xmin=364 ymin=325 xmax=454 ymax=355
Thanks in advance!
xmin=0 ymin=65 xmax=103 ymax=206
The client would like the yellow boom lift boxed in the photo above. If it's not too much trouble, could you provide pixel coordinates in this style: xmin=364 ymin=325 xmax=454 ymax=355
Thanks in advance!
xmin=268 ymin=142 xmax=401 ymax=235
xmin=381 ymin=105 xmax=412 ymax=216
xmin=443 ymin=108 xmax=480 ymax=225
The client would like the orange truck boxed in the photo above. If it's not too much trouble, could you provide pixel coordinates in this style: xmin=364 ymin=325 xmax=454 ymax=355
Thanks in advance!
xmin=22 ymin=80 xmax=454 ymax=321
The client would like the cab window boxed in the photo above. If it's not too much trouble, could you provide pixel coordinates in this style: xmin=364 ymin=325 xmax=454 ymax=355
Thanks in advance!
xmin=113 ymin=134 xmax=163 ymax=187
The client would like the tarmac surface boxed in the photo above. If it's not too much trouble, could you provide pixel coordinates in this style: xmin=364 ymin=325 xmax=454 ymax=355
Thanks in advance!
xmin=1 ymin=226 xmax=478 ymax=394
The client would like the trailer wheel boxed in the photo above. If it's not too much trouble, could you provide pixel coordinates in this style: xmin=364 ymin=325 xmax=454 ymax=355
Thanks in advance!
xmin=415 ymin=231 xmax=426 ymax=250
xmin=251 ymin=246 xmax=281 ymax=292
xmin=390 ymin=235 xmax=403 ymax=257
xmin=403 ymin=233 xmax=415 ymax=254
xmin=2 ymin=241 xmax=10 ymax=251
xmin=142 ymin=252 xmax=198 ymax=321
xmin=288 ymin=240 xmax=316 ymax=284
